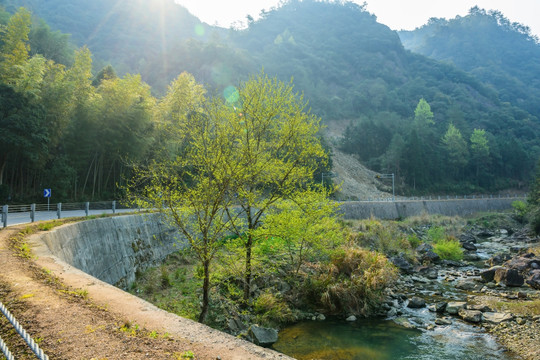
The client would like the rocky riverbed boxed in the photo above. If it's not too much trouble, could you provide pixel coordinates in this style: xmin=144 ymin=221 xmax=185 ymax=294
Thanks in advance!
xmin=385 ymin=227 xmax=540 ymax=360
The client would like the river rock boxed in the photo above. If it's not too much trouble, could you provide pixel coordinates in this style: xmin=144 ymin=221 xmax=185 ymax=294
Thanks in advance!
xmin=435 ymin=317 xmax=452 ymax=325
xmin=526 ymin=270 xmax=540 ymax=289
xmin=248 ymin=325 xmax=278 ymax=347
xmin=483 ymin=312 xmax=514 ymax=324
xmin=456 ymin=280 xmax=478 ymax=291
xmin=480 ymin=266 xmax=504 ymax=283
xmin=346 ymin=315 xmax=357 ymax=322
xmin=459 ymin=233 xmax=478 ymax=244
xmin=391 ymin=255 xmax=414 ymax=274
xmin=446 ymin=301 xmax=467 ymax=315
xmin=428 ymin=302 xmax=447 ymax=313
xmin=458 ymin=309 xmax=483 ymax=323
xmin=462 ymin=242 xmax=478 ymax=251
xmin=494 ymin=268 xmax=524 ymax=287
xmin=488 ymin=254 xmax=512 ymax=266
xmin=227 ymin=315 xmax=247 ymax=333
xmin=387 ymin=307 xmax=398 ymax=317
xmin=417 ymin=266 xmax=438 ymax=279
xmin=394 ymin=317 xmax=416 ymax=329
xmin=407 ymin=296 xmax=426 ymax=308
xmin=316 ymin=314 xmax=326 ymax=321
xmin=466 ymin=304 xmax=491 ymax=312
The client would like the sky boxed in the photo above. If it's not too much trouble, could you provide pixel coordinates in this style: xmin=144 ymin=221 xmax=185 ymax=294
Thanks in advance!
xmin=174 ymin=0 xmax=540 ymax=37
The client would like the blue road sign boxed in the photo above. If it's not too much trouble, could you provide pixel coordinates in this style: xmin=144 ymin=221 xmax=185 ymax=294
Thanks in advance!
xmin=44 ymin=188 xmax=52 ymax=198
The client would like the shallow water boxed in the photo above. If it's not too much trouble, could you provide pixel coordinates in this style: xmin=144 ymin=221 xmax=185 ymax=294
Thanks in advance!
xmin=272 ymin=318 xmax=514 ymax=360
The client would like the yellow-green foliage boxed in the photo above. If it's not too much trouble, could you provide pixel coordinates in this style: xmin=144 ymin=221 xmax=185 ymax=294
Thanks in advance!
xmin=253 ymin=291 xmax=296 ymax=326
xmin=424 ymin=227 xmax=463 ymax=260
xmin=307 ymin=246 xmax=398 ymax=316
xmin=432 ymin=237 xmax=463 ymax=261
xmin=348 ymin=218 xmax=413 ymax=259
xmin=256 ymin=188 xmax=344 ymax=274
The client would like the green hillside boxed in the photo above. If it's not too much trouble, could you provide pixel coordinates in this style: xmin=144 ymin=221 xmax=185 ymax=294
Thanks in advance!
xmin=0 ymin=0 xmax=539 ymax=202
xmin=400 ymin=6 xmax=540 ymax=120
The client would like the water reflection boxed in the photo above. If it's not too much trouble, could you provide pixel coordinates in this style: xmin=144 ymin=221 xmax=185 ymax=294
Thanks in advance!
xmin=272 ymin=318 xmax=514 ymax=360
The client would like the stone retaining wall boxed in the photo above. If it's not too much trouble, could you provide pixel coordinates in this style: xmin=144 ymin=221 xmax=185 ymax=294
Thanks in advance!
xmin=339 ymin=198 xmax=520 ymax=220
xmin=36 ymin=213 xmax=184 ymax=288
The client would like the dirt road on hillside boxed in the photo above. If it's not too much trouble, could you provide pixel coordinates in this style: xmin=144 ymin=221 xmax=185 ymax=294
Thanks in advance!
xmin=0 ymin=224 xmax=291 ymax=360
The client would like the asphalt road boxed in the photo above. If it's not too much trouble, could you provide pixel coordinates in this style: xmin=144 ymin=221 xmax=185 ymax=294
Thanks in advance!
xmin=2 ymin=208 xmax=136 ymax=227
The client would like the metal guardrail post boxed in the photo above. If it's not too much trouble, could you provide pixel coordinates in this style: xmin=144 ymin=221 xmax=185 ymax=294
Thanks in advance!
xmin=85 ymin=202 xmax=89 ymax=216
xmin=2 ymin=205 xmax=7 ymax=228
xmin=31 ymin=204 xmax=36 ymax=223
xmin=57 ymin=203 xmax=62 ymax=219
xmin=112 ymin=200 xmax=116 ymax=214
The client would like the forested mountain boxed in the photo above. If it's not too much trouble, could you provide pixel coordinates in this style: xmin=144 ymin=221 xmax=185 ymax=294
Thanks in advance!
xmin=0 ymin=0 xmax=539 ymax=203
xmin=0 ymin=0 xmax=236 ymax=90
xmin=400 ymin=7 xmax=540 ymax=121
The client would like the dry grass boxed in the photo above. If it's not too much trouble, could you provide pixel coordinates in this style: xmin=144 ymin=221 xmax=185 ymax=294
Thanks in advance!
xmin=488 ymin=299 xmax=540 ymax=317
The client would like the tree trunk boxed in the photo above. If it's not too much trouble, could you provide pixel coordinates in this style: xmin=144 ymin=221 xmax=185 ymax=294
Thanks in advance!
xmin=198 ymin=260 xmax=210 ymax=323
xmin=243 ymin=233 xmax=253 ymax=302
xmin=0 ymin=155 xmax=6 ymax=186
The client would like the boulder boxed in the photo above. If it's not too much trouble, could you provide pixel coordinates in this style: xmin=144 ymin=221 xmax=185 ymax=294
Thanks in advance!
xmin=227 ymin=316 xmax=247 ymax=334
xmin=391 ymin=255 xmax=414 ymax=274
xmin=455 ymin=280 xmax=478 ymax=291
xmin=248 ymin=325 xmax=278 ymax=347
xmin=417 ymin=266 xmax=438 ymax=279
xmin=394 ymin=317 xmax=416 ymax=329
xmin=407 ymin=296 xmax=426 ymax=309
xmin=494 ymin=268 xmax=524 ymax=287
xmin=480 ymin=266 xmax=504 ymax=283
xmin=488 ymin=254 xmax=512 ymax=266
xmin=526 ymin=270 xmax=540 ymax=290
xmin=459 ymin=233 xmax=477 ymax=244
xmin=483 ymin=312 xmax=514 ymax=324
xmin=346 ymin=315 xmax=357 ymax=322
xmin=446 ymin=302 xmax=466 ymax=315
xmin=506 ymin=255 xmax=540 ymax=272
xmin=435 ymin=317 xmax=452 ymax=325
xmin=428 ymin=302 xmax=447 ymax=313
xmin=458 ymin=309 xmax=483 ymax=323
xmin=462 ymin=242 xmax=478 ymax=251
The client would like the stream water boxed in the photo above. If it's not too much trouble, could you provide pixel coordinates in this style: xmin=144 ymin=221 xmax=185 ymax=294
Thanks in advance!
xmin=272 ymin=317 xmax=514 ymax=360
xmin=273 ymin=233 xmax=530 ymax=360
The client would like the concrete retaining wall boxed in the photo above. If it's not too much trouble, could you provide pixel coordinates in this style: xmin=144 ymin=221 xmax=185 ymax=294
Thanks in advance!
xmin=339 ymin=198 xmax=520 ymax=220
xmin=35 ymin=198 xmax=520 ymax=289
xmin=37 ymin=213 xmax=185 ymax=288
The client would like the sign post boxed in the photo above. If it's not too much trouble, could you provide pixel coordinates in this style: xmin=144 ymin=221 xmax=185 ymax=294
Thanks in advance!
xmin=44 ymin=188 xmax=51 ymax=211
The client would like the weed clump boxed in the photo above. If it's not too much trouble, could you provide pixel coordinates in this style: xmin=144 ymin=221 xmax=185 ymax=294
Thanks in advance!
xmin=305 ymin=246 xmax=398 ymax=317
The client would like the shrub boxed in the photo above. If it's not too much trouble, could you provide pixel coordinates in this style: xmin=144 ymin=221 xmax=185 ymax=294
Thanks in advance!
xmin=305 ymin=246 xmax=398 ymax=316
xmin=253 ymin=291 xmax=295 ymax=326
xmin=512 ymin=200 xmax=528 ymax=223
xmin=426 ymin=226 xmax=446 ymax=243
xmin=350 ymin=219 xmax=413 ymax=259
xmin=433 ymin=237 xmax=463 ymax=261
xmin=407 ymin=234 xmax=421 ymax=248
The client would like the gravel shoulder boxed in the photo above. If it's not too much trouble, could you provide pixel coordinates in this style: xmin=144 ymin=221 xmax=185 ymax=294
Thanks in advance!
xmin=0 ymin=224 xmax=292 ymax=360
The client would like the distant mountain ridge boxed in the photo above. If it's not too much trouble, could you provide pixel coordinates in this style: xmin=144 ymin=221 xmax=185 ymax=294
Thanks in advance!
xmin=399 ymin=6 xmax=540 ymax=119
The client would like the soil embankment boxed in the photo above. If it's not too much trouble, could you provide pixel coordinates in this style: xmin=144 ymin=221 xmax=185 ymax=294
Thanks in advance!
xmin=0 ymin=223 xmax=292 ymax=359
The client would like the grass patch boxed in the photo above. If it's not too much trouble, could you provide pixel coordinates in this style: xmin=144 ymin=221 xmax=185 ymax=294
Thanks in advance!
xmin=488 ymin=299 xmax=540 ymax=317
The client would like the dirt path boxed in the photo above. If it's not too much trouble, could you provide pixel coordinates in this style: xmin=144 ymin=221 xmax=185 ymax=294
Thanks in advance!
xmin=0 ymin=224 xmax=292 ymax=360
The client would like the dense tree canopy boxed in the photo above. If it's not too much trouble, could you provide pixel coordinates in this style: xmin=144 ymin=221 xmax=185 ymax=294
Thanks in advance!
xmin=0 ymin=1 xmax=539 ymax=201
